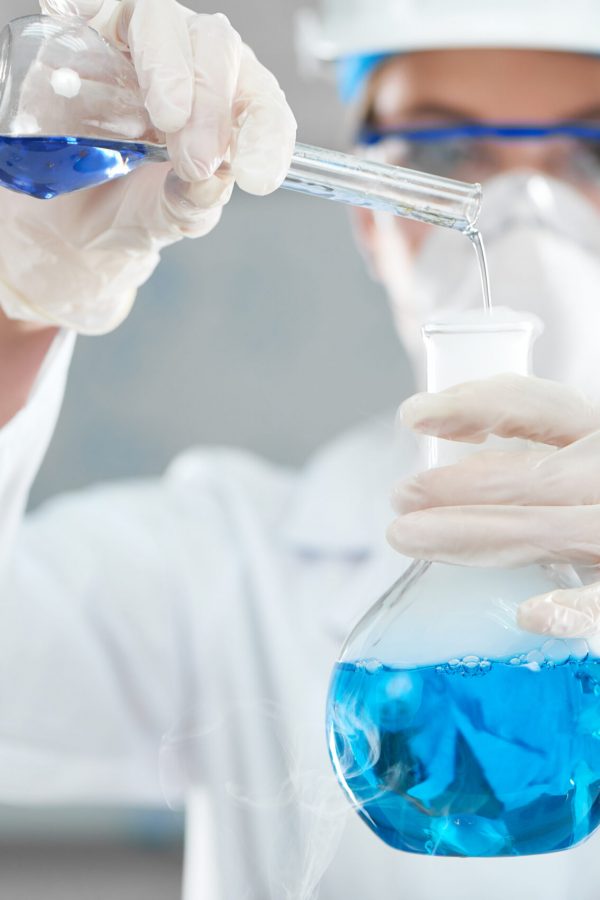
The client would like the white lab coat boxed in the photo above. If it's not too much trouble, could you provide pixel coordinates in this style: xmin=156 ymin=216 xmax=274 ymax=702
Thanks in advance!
xmin=1 ymin=332 xmax=599 ymax=900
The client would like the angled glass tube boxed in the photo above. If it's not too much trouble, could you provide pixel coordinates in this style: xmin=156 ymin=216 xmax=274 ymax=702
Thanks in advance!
xmin=136 ymin=141 xmax=483 ymax=232
xmin=0 ymin=14 xmax=482 ymax=232
xmin=282 ymin=143 xmax=481 ymax=231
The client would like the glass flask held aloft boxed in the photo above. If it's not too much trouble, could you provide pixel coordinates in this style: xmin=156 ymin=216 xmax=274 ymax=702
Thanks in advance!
xmin=326 ymin=309 xmax=600 ymax=859
xmin=0 ymin=15 xmax=481 ymax=231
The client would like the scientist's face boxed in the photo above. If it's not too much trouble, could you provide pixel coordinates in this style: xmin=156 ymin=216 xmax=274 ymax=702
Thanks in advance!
xmin=354 ymin=50 xmax=600 ymax=389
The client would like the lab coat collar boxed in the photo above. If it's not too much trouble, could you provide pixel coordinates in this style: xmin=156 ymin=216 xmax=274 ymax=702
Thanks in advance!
xmin=281 ymin=414 xmax=420 ymax=558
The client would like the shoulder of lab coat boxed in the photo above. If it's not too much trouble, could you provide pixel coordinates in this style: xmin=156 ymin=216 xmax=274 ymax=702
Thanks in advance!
xmin=162 ymin=408 xmax=417 ymax=559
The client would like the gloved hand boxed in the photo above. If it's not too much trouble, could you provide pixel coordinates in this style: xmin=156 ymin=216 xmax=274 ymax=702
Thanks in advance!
xmin=0 ymin=0 xmax=296 ymax=334
xmin=388 ymin=373 xmax=600 ymax=638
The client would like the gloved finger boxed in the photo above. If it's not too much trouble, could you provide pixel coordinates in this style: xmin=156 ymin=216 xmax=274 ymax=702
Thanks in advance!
xmin=88 ymin=0 xmax=134 ymax=51
xmin=518 ymin=582 xmax=600 ymax=637
xmin=165 ymin=13 xmax=242 ymax=182
xmin=75 ymin=159 xmax=231 ymax=245
xmin=230 ymin=45 xmax=297 ymax=196
xmin=128 ymin=0 xmax=195 ymax=134
xmin=387 ymin=504 xmax=600 ymax=567
xmin=400 ymin=374 xmax=600 ymax=447
xmin=41 ymin=0 xmax=134 ymax=53
xmin=115 ymin=165 xmax=231 ymax=240
xmin=159 ymin=170 xmax=233 ymax=238
xmin=393 ymin=430 xmax=600 ymax=514
xmin=39 ymin=0 xmax=105 ymax=17
xmin=393 ymin=449 xmax=549 ymax=514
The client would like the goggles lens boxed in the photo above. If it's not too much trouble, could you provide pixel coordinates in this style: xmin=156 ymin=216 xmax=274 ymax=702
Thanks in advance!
xmin=357 ymin=123 xmax=600 ymax=189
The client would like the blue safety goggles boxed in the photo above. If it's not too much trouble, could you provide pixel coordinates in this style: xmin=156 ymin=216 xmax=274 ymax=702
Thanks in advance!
xmin=355 ymin=123 xmax=600 ymax=185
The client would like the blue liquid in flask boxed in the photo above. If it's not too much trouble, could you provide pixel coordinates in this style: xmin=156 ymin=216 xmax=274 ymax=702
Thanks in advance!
xmin=0 ymin=135 xmax=157 ymax=199
xmin=327 ymin=652 xmax=600 ymax=857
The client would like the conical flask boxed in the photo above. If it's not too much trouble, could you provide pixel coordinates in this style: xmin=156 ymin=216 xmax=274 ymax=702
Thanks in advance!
xmin=326 ymin=309 xmax=600 ymax=859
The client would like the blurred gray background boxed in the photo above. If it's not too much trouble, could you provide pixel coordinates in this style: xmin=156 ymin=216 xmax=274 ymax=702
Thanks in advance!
xmin=0 ymin=0 xmax=412 ymax=896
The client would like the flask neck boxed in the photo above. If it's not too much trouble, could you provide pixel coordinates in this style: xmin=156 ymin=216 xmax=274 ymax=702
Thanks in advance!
xmin=423 ymin=311 xmax=540 ymax=469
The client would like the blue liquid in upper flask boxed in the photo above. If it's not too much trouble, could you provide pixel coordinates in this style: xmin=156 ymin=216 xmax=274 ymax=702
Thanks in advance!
xmin=0 ymin=15 xmax=167 ymax=199
xmin=0 ymin=136 xmax=157 ymax=199
xmin=326 ymin=312 xmax=600 ymax=858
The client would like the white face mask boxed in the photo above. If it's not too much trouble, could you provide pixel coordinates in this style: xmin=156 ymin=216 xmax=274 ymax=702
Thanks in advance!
xmin=378 ymin=170 xmax=600 ymax=396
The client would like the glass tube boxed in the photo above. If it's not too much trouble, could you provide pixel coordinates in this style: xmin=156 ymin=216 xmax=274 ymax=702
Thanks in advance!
xmin=284 ymin=143 xmax=482 ymax=232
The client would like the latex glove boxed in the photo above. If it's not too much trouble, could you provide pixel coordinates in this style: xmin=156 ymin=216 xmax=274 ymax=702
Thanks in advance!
xmin=388 ymin=373 xmax=600 ymax=638
xmin=0 ymin=0 xmax=296 ymax=334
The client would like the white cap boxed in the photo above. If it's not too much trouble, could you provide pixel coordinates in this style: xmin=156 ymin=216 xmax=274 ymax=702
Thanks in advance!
xmin=298 ymin=0 xmax=600 ymax=63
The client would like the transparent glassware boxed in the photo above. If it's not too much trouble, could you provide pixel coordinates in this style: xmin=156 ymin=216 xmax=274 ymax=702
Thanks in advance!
xmin=326 ymin=310 xmax=600 ymax=859
xmin=0 ymin=14 xmax=481 ymax=231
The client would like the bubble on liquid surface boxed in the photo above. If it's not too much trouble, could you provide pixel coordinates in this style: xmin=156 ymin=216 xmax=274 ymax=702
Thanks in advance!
xmin=566 ymin=639 xmax=589 ymax=661
xmin=439 ymin=655 xmax=492 ymax=676
xmin=543 ymin=639 xmax=570 ymax=665
xmin=463 ymin=655 xmax=480 ymax=670
xmin=359 ymin=658 xmax=383 ymax=673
